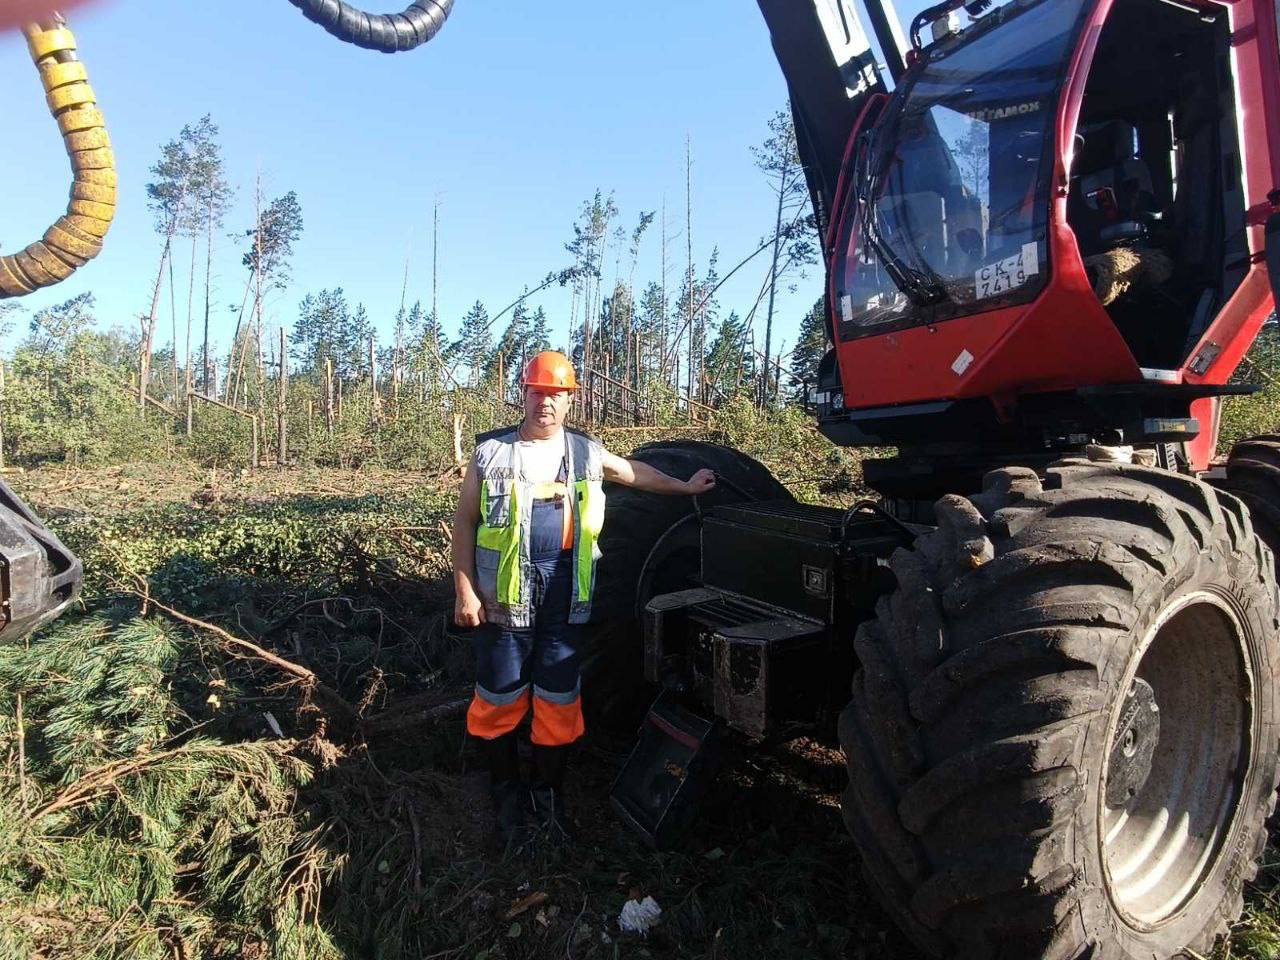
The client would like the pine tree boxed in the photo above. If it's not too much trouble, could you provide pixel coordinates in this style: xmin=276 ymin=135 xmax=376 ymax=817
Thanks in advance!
xmin=790 ymin=297 xmax=830 ymax=402
xmin=346 ymin=304 xmax=373 ymax=378
xmin=141 ymin=128 xmax=202 ymax=409
xmin=490 ymin=302 xmax=531 ymax=393
xmin=704 ymin=310 xmax=752 ymax=401
xmin=455 ymin=301 xmax=493 ymax=386
xmin=242 ymin=192 xmax=304 ymax=290
xmin=292 ymin=289 xmax=351 ymax=378
xmin=752 ymin=110 xmax=816 ymax=405
xmin=636 ymin=281 xmax=667 ymax=389
xmin=407 ymin=299 xmax=450 ymax=393
xmin=673 ymin=251 xmax=721 ymax=402
xmin=526 ymin=306 xmax=552 ymax=355
xmin=595 ymin=283 xmax=634 ymax=378
xmin=173 ymin=116 xmax=235 ymax=396
xmin=564 ymin=191 xmax=618 ymax=372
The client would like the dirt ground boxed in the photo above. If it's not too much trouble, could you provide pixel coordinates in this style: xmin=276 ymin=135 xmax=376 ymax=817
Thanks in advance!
xmin=5 ymin=461 xmax=925 ymax=960
xmin=6 ymin=462 xmax=1278 ymax=960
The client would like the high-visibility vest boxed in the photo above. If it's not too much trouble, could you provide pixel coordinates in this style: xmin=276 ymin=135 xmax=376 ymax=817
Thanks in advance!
xmin=473 ymin=426 xmax=607 ymax=628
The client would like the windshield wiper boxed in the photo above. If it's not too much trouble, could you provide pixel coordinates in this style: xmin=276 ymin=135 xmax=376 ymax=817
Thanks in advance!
xmin=859 ymin=202 xmax=950 ymax=307
xmin=850 ymin=128 xmax=949 ymax=308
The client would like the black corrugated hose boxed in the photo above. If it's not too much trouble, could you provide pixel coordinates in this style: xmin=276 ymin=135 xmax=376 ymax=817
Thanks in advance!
xmin=285 ymin=0 xmax=455 ymax=52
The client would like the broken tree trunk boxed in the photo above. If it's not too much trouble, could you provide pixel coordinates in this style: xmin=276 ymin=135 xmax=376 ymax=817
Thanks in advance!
xmin=277 ymin=326 xmax=288 ymax=467
xmin=325 ymin=357 xmax=335 ymax=436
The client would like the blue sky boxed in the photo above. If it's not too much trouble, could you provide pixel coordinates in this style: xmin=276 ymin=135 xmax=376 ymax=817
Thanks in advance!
xmin=0 ymin=0 xmax=922 ymax=368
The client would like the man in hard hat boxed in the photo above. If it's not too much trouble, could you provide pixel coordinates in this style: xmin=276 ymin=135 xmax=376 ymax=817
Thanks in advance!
xmin=452 ymin=350 xmax=716 ymax=846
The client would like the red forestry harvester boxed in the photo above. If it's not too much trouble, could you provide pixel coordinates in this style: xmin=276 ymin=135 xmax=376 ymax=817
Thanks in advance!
xmin=4 ymin=0 xmax=1280 ymax=956
xmin=608 ymin=0 xmax=1280 ymax=957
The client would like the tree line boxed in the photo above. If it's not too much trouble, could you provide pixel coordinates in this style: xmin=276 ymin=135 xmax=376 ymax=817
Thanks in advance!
xmin=0 ymin=109 xmax=834 ymax=468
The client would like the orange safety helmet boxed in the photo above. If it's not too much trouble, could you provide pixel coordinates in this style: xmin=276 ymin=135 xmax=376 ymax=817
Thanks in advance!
xmin=521 ymin=350 xmax=579 ymax=391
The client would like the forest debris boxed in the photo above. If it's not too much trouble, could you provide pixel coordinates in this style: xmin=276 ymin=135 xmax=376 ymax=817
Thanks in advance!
xmin=33 ymin=738 xmax=299 ymax=820
xmin=139 ymin=592 xmax=358 ymax=727
xmin=264 ymin=711 xmax=284 ymax=737
xmin=361 ymin=693 xmax=470 ymax=738
xmin=504 ymin=891 xmax=549 ymax=921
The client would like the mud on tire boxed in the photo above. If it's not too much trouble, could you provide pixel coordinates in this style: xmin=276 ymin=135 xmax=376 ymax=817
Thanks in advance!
xmin=583 ymin=441 xmax=791 ymax=730
xmin=840 ymin=459 xmax=1280 ymax=959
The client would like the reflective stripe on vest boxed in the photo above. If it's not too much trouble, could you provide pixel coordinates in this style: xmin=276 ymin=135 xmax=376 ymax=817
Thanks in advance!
xmin=476 ymin=476 xmax=522 ymax=605
xmin=574 ymin=477 xmax=605 ymax=602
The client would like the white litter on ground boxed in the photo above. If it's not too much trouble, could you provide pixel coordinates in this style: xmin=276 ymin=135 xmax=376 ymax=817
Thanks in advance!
xmin=618 ymin=896 xmax=662 ymax=936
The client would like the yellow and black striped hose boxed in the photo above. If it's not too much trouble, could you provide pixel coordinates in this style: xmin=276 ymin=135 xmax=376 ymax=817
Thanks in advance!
xmin=286 ymin=1 xmax=455 ymax=52
xmin=0 ymin=18 xmax=114 ymax=299
xmin=2 ymin=2 xmax=455 ymax=299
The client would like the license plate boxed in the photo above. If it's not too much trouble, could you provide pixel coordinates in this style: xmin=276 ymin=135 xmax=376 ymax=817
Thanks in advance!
xmin=975 ymin=241 xmax=1040 ymax=299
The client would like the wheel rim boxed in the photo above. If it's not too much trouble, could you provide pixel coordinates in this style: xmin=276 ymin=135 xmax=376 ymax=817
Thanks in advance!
xmin=1100 ymin=592 xmax=1253 ymax=929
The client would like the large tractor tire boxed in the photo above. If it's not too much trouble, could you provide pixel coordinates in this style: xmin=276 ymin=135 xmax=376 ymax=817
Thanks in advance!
xmin=840 ymin=459 xmax=1280 ymax=959
xmin=583 ymin=441 xmax=791 ymax=730
xmin=1221 ymin=434 xmax=1280 ymax=551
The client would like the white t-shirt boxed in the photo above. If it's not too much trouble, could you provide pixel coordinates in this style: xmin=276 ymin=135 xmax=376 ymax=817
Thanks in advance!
xmin=516 ymin=431 xmax=566 ymax=488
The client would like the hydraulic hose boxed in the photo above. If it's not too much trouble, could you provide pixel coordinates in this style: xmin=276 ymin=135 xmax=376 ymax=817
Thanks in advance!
xmin=284 ymin=0 xmax=455 ymax=52
xmin=0 ymin=18 xmax=114 ymax=300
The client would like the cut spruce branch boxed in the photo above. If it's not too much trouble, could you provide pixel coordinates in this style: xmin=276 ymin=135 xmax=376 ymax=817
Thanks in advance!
xmin=104 ymin=551 xmax=360 ymax=727
xmin=360 ymin=692 xmax=470 ymax=738
xmin=139 ymin=592 xmax=358 ymax=726
xmin=32 ymin=738 xmax=299 ymax=821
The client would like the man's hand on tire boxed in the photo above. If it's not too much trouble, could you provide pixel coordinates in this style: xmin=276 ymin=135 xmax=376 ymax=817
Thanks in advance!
xmin=684 ymin=469 xmax=717 ymax=495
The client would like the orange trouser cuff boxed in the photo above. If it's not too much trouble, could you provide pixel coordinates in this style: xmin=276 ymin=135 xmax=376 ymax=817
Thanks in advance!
xmin=531 ymin=694 xmax=584 ymax=746
xmin=467 ymin=687 xmax=530 ymax=739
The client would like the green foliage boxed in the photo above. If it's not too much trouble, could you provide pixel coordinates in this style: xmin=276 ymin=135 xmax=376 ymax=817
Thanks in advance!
xmin=291 ymin=287 xmax=373 ymax=379
xmin=147 ymin=116 xmax=234 ymax=239
xmin=753 ymin=109 xmax=818 ymax=402
xmin=3 ymin=304 xmax=174 ymax=466
xmin=789 ymin=297 xmax=829 ymax=402
xmin=704 ymin=310 xmax=753 ymax=401
xmin=0 ymin=613 xmax=320 ymax=960
xmin=454 ymin=300 xmax=494 ymax=385
xmin=0 ymin=454 xmax=879 ymax=960
xmin=61 ymin=486 xmax=456 ymax=613
xmin=242 ymin=191 xmax=305 ymax=288
xmin=1221 ymin=321 xmax=1280 ymax=451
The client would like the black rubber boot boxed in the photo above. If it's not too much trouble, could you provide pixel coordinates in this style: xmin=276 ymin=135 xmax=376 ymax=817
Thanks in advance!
xmin=481 ymin=733 xmax=528 ymax=850
xmin=529 ymin=744 xmax=576 ymax=844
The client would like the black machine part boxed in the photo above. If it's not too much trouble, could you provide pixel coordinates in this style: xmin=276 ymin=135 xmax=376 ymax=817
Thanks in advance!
xmin=285 ymin=0 xmax=454 ymax=52
xmin=610 ymin=694 xmax=723 ymax=850
xmin=841 ymin=460 xmax=1280 ymax=958
xmin=756 ymin=0 xmax=888 ymax=246
xmin=643 ymin=500 xmax=901 ymax=740
xmin=1265 ymin=199 xmax=1280 ymax=308
xmin=0 ymin=479 xmax=82 ymax=644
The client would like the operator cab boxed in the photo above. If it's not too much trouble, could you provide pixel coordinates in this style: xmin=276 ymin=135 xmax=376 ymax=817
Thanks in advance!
xmin=813 ymin=0 xmax=1270 ymax=469
xmin=830 ymin=0 xmax=1246 ymax=361
xmin=831 ymin=0 xmax=1079 ymax=336
xmin=1067 ymin=0 xmax=1246 ymax=370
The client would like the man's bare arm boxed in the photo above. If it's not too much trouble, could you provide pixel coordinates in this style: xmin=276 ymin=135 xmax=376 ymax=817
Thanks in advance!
xmin=601 ymin=450 xmax=716 ymax=495
xmin=451 ymin=458 xmax=486 ymax=626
